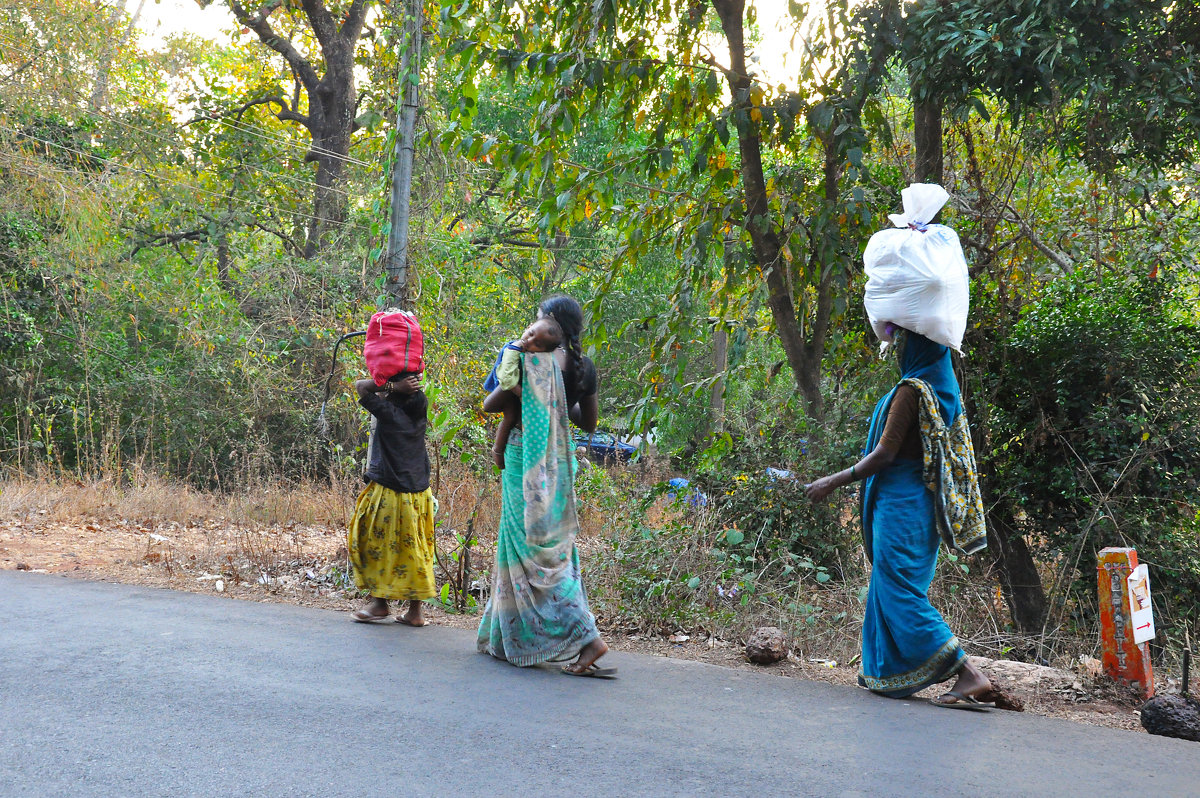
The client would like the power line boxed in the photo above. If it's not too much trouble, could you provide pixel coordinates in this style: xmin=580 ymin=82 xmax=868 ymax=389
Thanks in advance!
xmin=196 ymin=114 xmax=375 ymax=168
xmin=0 ymin=125 xmax=378 ymax=237
xmin=0 ymin=32 xmax=376 ymax=168
xmin=94 ymin=108 xmax=354 ymax=199
xmin=0 ymin=33 xmax=391 ymax=205
xmin=5 ymin=140 xmax=624 ymax=257
xmin=0 ymin=34 xmax=642 ymax=253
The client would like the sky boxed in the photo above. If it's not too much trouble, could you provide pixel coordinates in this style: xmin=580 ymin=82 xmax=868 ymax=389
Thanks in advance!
xmin=137 ymin=0 xmax=802 ymax=86
xmin=137 ymin=0 xmax=234 ymax=48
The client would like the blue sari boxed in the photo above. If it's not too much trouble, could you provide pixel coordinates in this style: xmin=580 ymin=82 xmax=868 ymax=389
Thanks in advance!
xmin=857 ymin=331 xmax=967 ymax=697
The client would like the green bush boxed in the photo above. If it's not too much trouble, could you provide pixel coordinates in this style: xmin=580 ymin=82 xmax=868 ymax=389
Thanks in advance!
xmin=979 ymin=272 xmax=1200 ymax=632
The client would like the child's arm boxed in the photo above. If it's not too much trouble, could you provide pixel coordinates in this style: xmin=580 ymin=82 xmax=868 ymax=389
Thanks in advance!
xmin=495 ymin=347 xmax=523 ymax=396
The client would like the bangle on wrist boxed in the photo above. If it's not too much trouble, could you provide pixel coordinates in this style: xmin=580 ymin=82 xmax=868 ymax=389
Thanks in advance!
xmin=850 ymin=465 xmax=857 ymax=481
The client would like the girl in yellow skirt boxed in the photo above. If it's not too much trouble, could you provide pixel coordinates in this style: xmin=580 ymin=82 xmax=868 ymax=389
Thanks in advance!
xmin=348 ymin=372 xmax=436 ymax=626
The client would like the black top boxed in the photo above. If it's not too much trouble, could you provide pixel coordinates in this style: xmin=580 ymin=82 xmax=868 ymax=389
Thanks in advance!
xmin=359 ymin=391 xmax=431 ymax=494
xmin=564 ymin=355 xmax=598 ymax=410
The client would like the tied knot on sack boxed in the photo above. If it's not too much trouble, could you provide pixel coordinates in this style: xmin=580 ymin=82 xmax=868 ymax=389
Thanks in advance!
xmin=887 ymin=183 xmax=949 ymax=229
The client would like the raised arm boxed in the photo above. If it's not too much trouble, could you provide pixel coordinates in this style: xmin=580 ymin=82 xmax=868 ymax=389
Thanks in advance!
xmin=355 ymin=378 xmax=383 ymax=400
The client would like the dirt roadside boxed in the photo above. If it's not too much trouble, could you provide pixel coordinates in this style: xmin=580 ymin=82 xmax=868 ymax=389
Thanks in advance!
xmin=0 ymin=508 xmax=1149 ymax=734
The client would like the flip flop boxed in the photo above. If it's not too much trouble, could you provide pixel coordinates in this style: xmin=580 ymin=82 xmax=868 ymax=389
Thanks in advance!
xmin=930 ymin=690 xmax=994 ymax=711
xmin=351 ymin=610 xmax=390 ymax=623
xmin=562 ymin=662 xmax=618 ymax=678
xmin=394 ymin=616 xmax=428 ymax=627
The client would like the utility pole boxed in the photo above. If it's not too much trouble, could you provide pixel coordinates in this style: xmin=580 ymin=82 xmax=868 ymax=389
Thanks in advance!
xmin=368 ymin=0 xmax=423 ymax=471
xmin=384 ymin=0 xmax=423 ymax=311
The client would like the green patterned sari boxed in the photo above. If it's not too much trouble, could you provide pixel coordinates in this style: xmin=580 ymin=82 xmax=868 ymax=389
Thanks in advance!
xmin=477 ymin=352 xmax=599 ymax=666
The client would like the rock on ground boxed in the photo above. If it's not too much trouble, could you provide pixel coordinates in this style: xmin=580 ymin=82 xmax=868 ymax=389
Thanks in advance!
xmin=983 ymin=676 xmax=1025 ymax=712
xmin=1140 ymin=694 xmax=1200 ymax=742
xmin=969 ymin=656 xmax=1079 ymax=692
xmin=746 ymin=626 xmax=787 ymax=664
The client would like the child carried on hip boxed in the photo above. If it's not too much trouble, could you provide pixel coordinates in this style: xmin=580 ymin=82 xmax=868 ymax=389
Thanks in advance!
xmin=489 ymin=315 xmax=564 ymax=470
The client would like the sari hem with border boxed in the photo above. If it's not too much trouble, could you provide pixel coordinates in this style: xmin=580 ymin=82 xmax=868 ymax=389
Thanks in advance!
xmin=857 ymin=636 xmax=966 ymax=698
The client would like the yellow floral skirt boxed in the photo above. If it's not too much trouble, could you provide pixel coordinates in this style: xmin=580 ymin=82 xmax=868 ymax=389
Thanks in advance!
xmin=348 ymin=483 xmax=437 ymax=601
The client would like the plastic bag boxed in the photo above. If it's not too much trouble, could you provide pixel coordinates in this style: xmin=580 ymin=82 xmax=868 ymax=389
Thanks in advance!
xmin=363 ymin=310 xmax=424 ymax=386
xmin=863 ymin=184 xmax=970 ymax=351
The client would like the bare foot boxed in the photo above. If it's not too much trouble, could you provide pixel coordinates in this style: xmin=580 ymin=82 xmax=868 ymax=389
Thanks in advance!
xmin=396 ymin=600 xmax=427 ymax=627
xmin=950 ymin=660 xmax=990 ymax=696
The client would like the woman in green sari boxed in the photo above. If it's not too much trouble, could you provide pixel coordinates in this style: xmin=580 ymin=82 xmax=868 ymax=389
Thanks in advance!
xmin=477 ymin=295 xmax=614 ymax=677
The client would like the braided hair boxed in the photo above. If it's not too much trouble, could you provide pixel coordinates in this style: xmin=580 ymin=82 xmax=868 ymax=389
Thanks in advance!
xmin=539 ymin=294 xmax=587 ymax=400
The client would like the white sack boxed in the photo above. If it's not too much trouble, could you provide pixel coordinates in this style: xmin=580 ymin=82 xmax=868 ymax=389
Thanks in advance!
xmin=863 ymin=184 xmax=970 ymax=351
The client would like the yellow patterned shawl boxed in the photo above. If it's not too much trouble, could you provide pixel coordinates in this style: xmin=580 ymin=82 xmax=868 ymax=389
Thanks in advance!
xmin=902 ymin=377 xmax=988 ymax=555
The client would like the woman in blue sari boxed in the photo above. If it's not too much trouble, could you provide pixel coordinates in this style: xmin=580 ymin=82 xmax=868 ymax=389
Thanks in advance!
xmin=805 ymin=326 xmax=993 ymax=709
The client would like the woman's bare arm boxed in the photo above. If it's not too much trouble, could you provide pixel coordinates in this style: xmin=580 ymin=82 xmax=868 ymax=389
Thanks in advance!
xmin=804 ymin=442 xmax=897 ymax=502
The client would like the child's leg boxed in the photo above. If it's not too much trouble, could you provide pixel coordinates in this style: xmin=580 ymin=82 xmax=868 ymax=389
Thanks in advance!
xmin=493 ymin=404 xmax=516 ymax=469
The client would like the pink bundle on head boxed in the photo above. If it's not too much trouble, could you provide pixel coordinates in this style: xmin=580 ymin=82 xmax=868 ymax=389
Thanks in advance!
xmin=363 ymin=310 xmax=424 ymax=386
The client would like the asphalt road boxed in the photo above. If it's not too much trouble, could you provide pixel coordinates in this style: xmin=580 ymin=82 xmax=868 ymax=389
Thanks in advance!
xmin=2 ymin=571 xmax=1197 ymax=797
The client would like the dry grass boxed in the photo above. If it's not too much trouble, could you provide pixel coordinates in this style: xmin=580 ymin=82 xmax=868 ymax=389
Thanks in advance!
xmin=0 ymin=468 xmax=354 ymax=527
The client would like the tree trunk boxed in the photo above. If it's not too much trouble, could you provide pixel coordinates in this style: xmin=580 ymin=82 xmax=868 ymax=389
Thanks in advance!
xmin=960 ymin=347 xmax=1050 ymax=641
xmin=305 ymin=136 xmax=350 ymax=257
xmin=303 ymin=40 xmax=356 ymax=257
xmin=228 ymin=0 xmax=368 ymax=258
xmin=710 ymin=322 xmax=727 ymax=434
xmin=712 ymin=0 xmax=826 ymax=420
xmin=987 ymin=500 xmax=1050 ymax=637
xmin=913 ymin=98 xmax=943 ymax=184
xmin=90 ymin=0 xmax=147 ymax=113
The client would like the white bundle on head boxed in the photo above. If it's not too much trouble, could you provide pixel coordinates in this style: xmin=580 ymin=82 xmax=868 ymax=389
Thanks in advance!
xmin=863 ymin=183 xmax=970 ymax=352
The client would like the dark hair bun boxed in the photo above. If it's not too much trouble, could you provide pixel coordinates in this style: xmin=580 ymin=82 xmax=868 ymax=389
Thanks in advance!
xmin=539 ymin=294 xmax=586 ymax=398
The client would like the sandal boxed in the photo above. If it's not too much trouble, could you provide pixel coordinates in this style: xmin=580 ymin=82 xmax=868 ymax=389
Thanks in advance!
xmin=394 ymin=616 xmax=428 ymax=627
xmin=930 ymin=690 xmax=994 ymax=711
xmin=351 ymin=609 xmax=390 ymax=623
xmin=562 ymin=662 xmax=618 ymax=678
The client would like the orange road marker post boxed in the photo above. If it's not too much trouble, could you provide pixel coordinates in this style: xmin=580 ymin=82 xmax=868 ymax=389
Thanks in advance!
xmin=1097 ymin=547 xmax=1155 ymax=698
